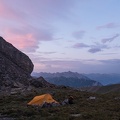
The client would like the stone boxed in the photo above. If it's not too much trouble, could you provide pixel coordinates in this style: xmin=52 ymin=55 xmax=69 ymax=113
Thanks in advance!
xmin=0 ymin=37 xmax=34 ymax=88
xmin=0 ymin=37 xmax=56 ymax=93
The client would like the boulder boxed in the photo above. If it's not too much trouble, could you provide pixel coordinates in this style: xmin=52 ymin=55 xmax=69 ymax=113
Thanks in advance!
xmin=0 ymin=37 xmax=34 ymax=88
xmin=0 ymin=37 xmax=56 ymax=93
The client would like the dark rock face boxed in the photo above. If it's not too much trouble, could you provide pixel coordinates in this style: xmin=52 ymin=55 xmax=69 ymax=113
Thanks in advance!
xmin=30 ymin=77 xmax=55 ymax=88
xmin=0 ymin=37 xmax=56 ymax=93
xmin=0 ymin=37 xmax=34 ymax=88
xmin=0 ymin=37 xmax=33 ymax=74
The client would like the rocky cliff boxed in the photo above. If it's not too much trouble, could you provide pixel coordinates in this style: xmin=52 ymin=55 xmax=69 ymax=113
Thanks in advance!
xmin=0 ymin=37 xmax=55 ymax=93
xmin=0 ymin=36 xmax=34 ymax=89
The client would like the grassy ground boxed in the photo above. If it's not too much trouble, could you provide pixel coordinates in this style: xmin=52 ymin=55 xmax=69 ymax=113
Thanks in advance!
xmin=0 ymin=87 xmax=120 ymax=120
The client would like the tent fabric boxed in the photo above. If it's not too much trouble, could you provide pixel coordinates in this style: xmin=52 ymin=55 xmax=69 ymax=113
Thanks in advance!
xmin=27 ymin=94 xmax=58 ymax=106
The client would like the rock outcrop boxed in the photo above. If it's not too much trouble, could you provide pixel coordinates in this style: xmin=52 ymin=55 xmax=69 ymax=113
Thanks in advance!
xmin=0 ymin=36 xmax=34 ymax=89
xmin=0 ymin=37 xmax=56 ymax=94
xmin=29 ymin=77 xmax=55 ymax=88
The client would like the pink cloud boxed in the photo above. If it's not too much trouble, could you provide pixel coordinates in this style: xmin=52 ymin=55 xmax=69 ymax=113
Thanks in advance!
xmin=3 ymin=29 xmax=35 ymax=51
xmin=0 ymin=1 xmax=62 ymax=53
xmin=3 ymin=26 xmax=54 ymax=52
xmin=0 ymin=1 xmax=25 ymax=21
xmin=0 ymin=0 xmax=74 ymax=24
xmin=4 ymin=32 xmax=39 ymax=52
xmin=97 ymin=23 xmax=119 ymax=30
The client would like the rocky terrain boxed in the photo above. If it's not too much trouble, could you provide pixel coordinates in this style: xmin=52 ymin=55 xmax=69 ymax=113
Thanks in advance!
xmin=0 ymin=87 xmax=120 ymax=120
xmin=0 ymin=37 xmax=54 ymax=94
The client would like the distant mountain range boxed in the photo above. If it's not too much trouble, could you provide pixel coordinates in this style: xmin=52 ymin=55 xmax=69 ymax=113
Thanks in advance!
xmin=84 ymin=73 xmax=120 ymax=85
xmin=32 ymin=71 xmax=120 ymax=87
xmin=32 ymin=71 xmax=102 ymax=88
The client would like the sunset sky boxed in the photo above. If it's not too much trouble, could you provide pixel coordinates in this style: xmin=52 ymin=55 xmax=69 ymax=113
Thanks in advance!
xmin=0 ymin=0 xmax=120 ymax=73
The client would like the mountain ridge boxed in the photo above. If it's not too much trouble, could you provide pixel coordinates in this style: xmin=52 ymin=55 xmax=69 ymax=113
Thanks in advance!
xmin=32 ymin=71 xmax=120 ymax=86
xmin=32 ymin=71 xmax=102 ymax=88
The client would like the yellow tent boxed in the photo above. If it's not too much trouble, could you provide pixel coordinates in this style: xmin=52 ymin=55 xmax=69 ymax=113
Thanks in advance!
xmin=27 ymin=94 xmax=58 ymax=106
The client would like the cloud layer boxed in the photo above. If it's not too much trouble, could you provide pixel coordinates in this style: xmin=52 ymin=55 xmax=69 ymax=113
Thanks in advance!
xmin=33 ymin=59 xmax=120 ymax=74
xmin=97 ymin=23 xmax=120 ymax=30
xmin=72 ymin=33 xmax=119 ymax=53
xmin=102 ymin=34 xmax=119 ymax=43
xmin=0 ymin=0 xmax=120 ymax=73
xmin=3 ymin=25 xmax=55 ymax=52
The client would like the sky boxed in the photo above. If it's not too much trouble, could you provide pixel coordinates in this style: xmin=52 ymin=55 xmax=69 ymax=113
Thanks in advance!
xmin=0 ymin=0 xmax=120 ymax=73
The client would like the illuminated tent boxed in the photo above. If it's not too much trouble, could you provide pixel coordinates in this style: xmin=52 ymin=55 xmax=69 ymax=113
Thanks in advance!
xmin=27 ymin=94 xmax=58 ymax=106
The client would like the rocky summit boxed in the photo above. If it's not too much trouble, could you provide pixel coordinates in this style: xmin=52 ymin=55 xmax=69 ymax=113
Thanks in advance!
xmin=0 ymin=36 xmax=34 ymax=90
